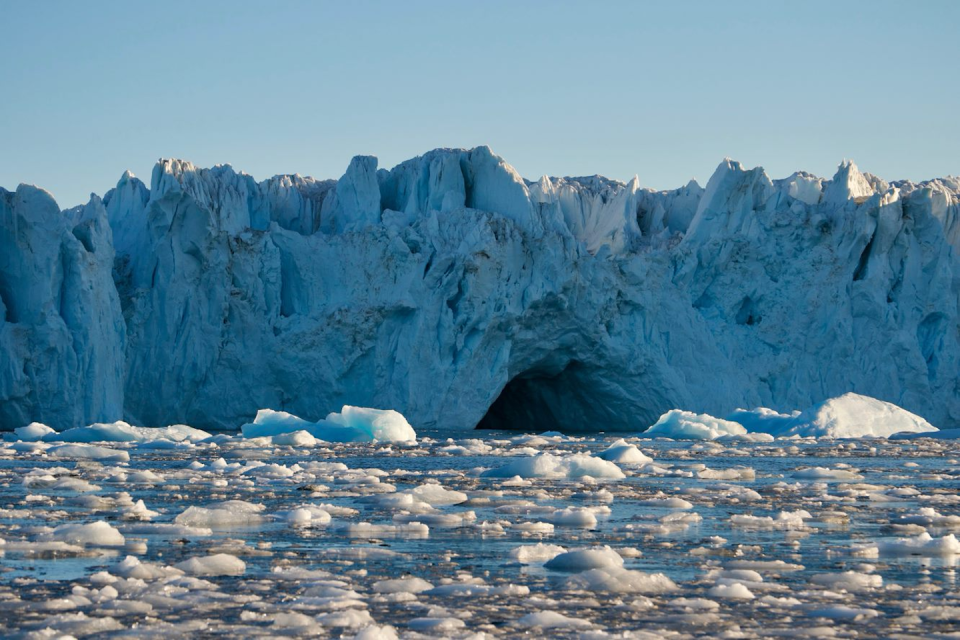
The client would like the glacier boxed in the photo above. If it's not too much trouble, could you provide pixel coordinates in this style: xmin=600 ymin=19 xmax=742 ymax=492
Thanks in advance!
xmin=1 ymin=146 xmax=958 ymax=432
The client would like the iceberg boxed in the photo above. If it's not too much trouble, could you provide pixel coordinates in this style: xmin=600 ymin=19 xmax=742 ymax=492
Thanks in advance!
xmin=240 ymin=406 xmax=416 ymax=443
xmin=643 ymin=410 xmax=748 ymax=440
xmin=2 ymin=148 xmax=959 ymax=432
xmin=13 ymin=422 xmax=56 ymax=442
xmin=727 ymin=393 xmax=938 ymax=438
xmin=595 ymin=439 xmax=653 ymax=463
xmin=45 ymin=421 xmax=211 ymax=443
xmin=650 ymin=392 xmax=939 ymax=440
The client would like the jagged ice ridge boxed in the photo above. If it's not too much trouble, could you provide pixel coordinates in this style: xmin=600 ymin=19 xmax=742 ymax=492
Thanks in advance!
xmin=1 ymin=146 xmax=958 ymax=431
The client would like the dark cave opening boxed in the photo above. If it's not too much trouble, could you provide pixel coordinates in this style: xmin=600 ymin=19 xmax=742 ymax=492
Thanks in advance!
xmin=475 ymin=360 xmax=629 ymax=432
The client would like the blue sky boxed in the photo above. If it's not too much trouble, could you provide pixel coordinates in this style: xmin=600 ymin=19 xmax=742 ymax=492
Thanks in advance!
xmin=1 ymin=0 xmax=957 ymax=207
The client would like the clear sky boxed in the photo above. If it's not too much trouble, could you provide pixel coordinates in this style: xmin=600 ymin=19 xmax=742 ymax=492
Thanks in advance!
xmin=1 ymin=0 xmax=958 ymax=207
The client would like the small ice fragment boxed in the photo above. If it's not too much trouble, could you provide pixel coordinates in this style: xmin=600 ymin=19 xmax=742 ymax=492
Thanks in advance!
xmin=174 ymin=553 xmax=246 ymax=576
xmin=510 ymin=543 xmax=567 ymax=564
xmin=372 ymin=576 xmax=434 ymax=594
xmin=545 ymin=546 xmax=624 ymax=572
xmin=596 ymin=439 xmax=652 ymax=464
xmin=515 ymin=611 xmax=593 ymax=629
xmin=707 ymin=582 xmax=755 ymax=599
xmin=14 ymin=422 xmax=56 ymax=442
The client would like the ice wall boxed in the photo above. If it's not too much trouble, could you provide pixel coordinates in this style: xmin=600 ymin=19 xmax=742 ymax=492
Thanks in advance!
xmin=0 ymin=186 xmax=125 ymax=429
xmin=1 ymin=147 xmax=958 ymax=431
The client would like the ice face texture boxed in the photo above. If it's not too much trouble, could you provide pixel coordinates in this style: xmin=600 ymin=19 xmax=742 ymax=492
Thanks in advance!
xmin=1 ymin=148 xmax=958 ymax=431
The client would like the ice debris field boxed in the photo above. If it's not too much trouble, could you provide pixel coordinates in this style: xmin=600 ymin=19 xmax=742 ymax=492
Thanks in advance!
xmin=2 ymin=395 xmax=960 ymax=638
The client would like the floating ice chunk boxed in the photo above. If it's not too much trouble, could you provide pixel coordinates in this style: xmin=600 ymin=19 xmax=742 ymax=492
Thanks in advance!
xmin=243 ymin=462 xmax=298 ymax=479
xmin=393 ymin=511 xmax=476 ymax=528
xmin=175 ymin=500 xmax=265 ymax=528
xmin=27 ymin=473 xmax=101 ymax=493
xmin=793 ymin=467 xmax=862 ymax=481
xmin=114 ymin=556 xmax=183 ymax=580
xmin=697 ymin=466 xmax=755 ymax=481
xmin=671 ymin=598 xmax=721 ymax=611
xmin=342 ymin=522 xmax=429 ymax=538
xmin=510 ymin=521 xmax=555 ymax=535
xmin=544 ymin=546 xmax=623 ymax=572
xmin=352 ymin=625 xmax=399 ymax=640
xmin=809 ymin=571 xmax=882 ymax=591
xmin=563 ymin=566 xmax=677 ymax=594
xmin=729 ymin=393 xmax=938 ymax=439
xmin=896 ymin=508 xmax=960 ymax=528
xmin=636 ymin=496 xmax=694 ymax=510
xmin=48 ymin=421 xmax=211 ymax=443
xmin=726 ymin=560 xmax=805 ymax=572
xmin=375 ymin=493 xmax=436 ymax=514
xmin=122 ymin=499 xmax=160 ymax=520
xmin=14 ymin=422 xmax=56 ymax=441
xmin=424 ymin=582 xmax=529 ymax=597
xmin=481 ymin=452 xmax=625 ymax=480
xmin=325 ymin=406 xmax=417 ymax=443
xmin=805 ymin=605 xmax=879 ymax=621
xmin=510 ymin=543 xmax=567 ymax=564
xmin=279 ymin=505 xmax=332 ymax=527
xmin=407 ymin=483 xmax=468 ymax=506
xmin=722 ymin=432 xmax=776 ymax=443
xmin=270 ymin=612 xmax=321 ymax=633
xmin=730 ymin=510 xmax=811 ymax=530
xmin=644 ymin=410 xmax=747 ymax=440
xmin=372 ymin=576 xmax=434 ymax=594
xmin=872 ymin=532 xmax=960 ymax=556
xmin=596 ymin=439 xmax=652 ymax=464
xmin=121 ymin=523 xmax=213 ymax=537
xmin=26 ymin=612 xmax=124 ymax=635
xmin=316 ymin=610 xmax=375 ymax=628
xmin=708 ymin=583 xmax=755 ymax=599
xmin=547 ymin=507 xmax=598 ymax=528
xmin=46 ymin=521 xmax=125 ymax=546
xmin=46 ymin=444 xmax=130 ymax=462
xmin=795 ymin=393 xmax=939 ymax=438
xmin=515 ymin=611 xmax=593 ymax=629
xmin=174 ymin=553 xmax=246 ymax=576
xmin=241 ymin=406 xmax=417 ymax=443
xmin=407 ymin=617 xmax=466 ymax=632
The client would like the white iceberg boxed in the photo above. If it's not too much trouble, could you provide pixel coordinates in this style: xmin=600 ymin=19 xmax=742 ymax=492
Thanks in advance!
xmin=728 ymin=393 xmax=938 ymax=438
xmin=643 ymin=410 xmax=747 ymax=440
xmin=13 ymin=422 xmax=56 ymax=442
xmin=595 ymin=439 xmax=653 ymax=464
xmin=654 ymin=393 xmax=939 ymax=441
xmin=46 ymin=420 xmax=211 ymax=443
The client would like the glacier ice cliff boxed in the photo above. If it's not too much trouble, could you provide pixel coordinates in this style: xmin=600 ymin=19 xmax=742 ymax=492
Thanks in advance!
xmin=1 ymin=146 xmax=958 ymax=432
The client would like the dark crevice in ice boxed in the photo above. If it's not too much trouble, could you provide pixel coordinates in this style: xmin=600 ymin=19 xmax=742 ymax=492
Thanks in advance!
xmin=475 ymin=360 xmax=634 ymax=432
